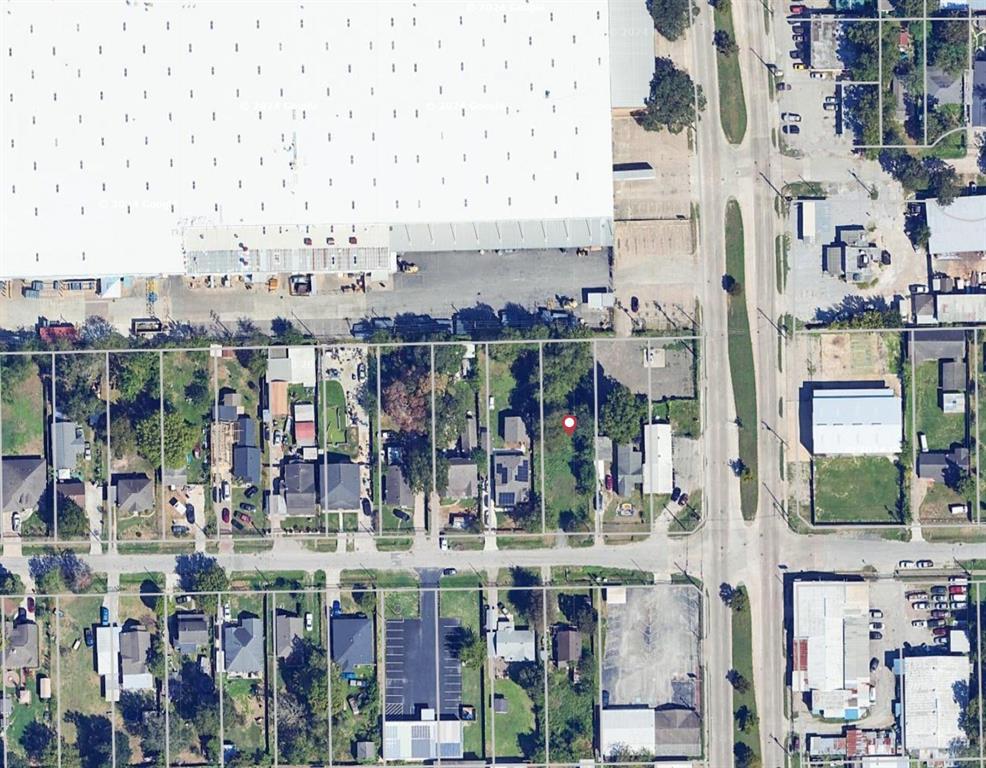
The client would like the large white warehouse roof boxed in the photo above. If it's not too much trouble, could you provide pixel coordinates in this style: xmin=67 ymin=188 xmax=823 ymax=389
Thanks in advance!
xmin=926 ymin=194 xmax=986 ymax=257
xmin=1 ymin=0 xmax=617 ymax=279
xmin=811 ymin=387 xmax=903 ymax=456
xmin=901 ymin=654 xmax=970 ymax=759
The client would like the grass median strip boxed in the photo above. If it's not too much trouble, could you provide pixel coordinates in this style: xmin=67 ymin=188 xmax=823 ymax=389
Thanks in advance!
xmin=725 ymin=200 xmax=759 ymax=521
xmin=729 ymin=585 xmax=761 ymax=768
xmin=714 ymin=1 xmax=747 ymax=145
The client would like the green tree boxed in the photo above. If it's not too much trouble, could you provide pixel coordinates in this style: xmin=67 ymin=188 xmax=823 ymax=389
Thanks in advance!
xmin=640 ymin=57 xmax=705 ymax=134
xmin=599 ymin=383 xmax=647 ymax=445
xmin=21 ymin=722 xmax=58 ymax=764
xmin=541 ymin=342 xmax=593 ymax=410
xmin=111 ymin=353 xmax=159 ymax=403
xmin=449 ymin=626 xmax=486 ymax=668
xmin=735 ymin=704 xmax=758 ymax=733
xmin=714 ymin=29 xmax=737 ymax=56
xmin=57 ymin=498 xmax=89 ymax=539
xmin=927 ymin=159 xmax=961 ymax=206
xmin=0 ymin=564 xmax=24 ymax=594
xmin=190 ymin=559 xmax=229 ymax=615
xmin=929 ymin=18 xmax=968 ymax=76
xmin=647 ymin=0 xmax=693 ymax=41
xmin=733 ymin=741 xmax=760 ymax=768
xmin=55 ymin=354 xmax=104 ymax=424
xmin=163 ymin=411 xmax=200 ymax=469
xmin=400 ymin=432 xmax=433 ymax=493
xmin=135 ymin=412 xmax=162 ymax=468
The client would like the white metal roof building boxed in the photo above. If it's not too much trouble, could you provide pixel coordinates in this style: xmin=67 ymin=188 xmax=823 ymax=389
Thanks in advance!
xmin=926 ymin=194 xmax=986 ymax=257
xmin=601 ymin=707 xmax=657 ymax=757
xmin=899 ymin=654 xmax=971 ymax=760
xmin=1 ymin=0 xmax=618 ymax=280
xmin=791 ymin=581 xmax=872 ymax=720
xmin=642 ymin=422 xmax=673 ymax=494
xmin=382 ymin=717 xmax=463 ymax=761
xmin=810 ymin=388 xmax=903 ymax=456
xmin=606 ymin=0 xmax=656 ymax=108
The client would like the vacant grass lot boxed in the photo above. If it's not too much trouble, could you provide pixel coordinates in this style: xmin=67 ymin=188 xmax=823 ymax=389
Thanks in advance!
xmin=1 ymin=355 xmax=47 ymax=455
xmin=320 ymin=379 xmax=349 ymax=446
xmin=163 ymin=350 xmax=212 ymax=483
xmin=439 ymin=588 xmax=488 ymax=759
xmin=714 ymin=2 xmax=747 ymax=145
xmin=915 ymin=360 xmax=966 ymax=451
xmin=59 ymin=595 xmax=108 ymax=753
xmin=725 ymin=200 xmax=759 ymax=520
xmin=813 ymin=456 xmax=903 ymax=523
xmin=731 ymin=587 xmax=761 ymax=768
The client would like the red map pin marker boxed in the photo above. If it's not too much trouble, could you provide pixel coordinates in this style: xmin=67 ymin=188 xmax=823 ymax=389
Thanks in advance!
xmin=562 ymin=414 xmax=577 ymax=436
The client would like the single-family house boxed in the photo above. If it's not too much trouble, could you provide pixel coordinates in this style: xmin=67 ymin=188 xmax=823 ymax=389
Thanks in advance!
xmin=275 ymin=613 xmax=305 ymax=660
xmin=444 ymin=459 xmax=478 ymax=499
xmin=485 ymin=608 xmax=536 ymax=663
xmin=492 ymin=451 xmax=530 ymax=509
xmin=320 ymin=458 xmax=361 ymax=510
xmin=613 ymin=442 xmax=643 ymax=496
xmin=283 ymin=461 xmax=317 ymax=516
xmin=114 ymin=474 xmax=155 ymax=515
xmin=267 ymin=347 xmax=317 ymax=388
xmin=223 ymin=616 xmax=265 ymax=678
xmin=502 ymin=415 xmax=529 ymax=446
xmin=120 ymin=627 xmax=154 ymax=690
xmin=1 ymin=456 xmax=47 ymax=513
xmin=384 ymin=464 xmax=414 ymax=509
xmin=331 ymin=615 xmax=375 ymax=674
xmin=6 ymin=621 xmax=39 ymax=669
xmin=175 ymin=612 xmax=209 ymax=655
xmin=53 ymin=420 xmax=85 ymax=479
xmin=554 ymin=628 xmax=581 ymax=664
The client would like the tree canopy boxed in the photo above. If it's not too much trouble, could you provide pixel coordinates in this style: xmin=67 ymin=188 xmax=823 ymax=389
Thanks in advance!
xmin=647 ymin=0 xmax=693 ymax=41
xmin=640 ymin=57 xmax=704 ymax=134
xmin=599 ymin=382 xmax=647 ymax=445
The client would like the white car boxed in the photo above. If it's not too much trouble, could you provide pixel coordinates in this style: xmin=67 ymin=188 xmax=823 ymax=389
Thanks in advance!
xmin=898 ymin=560 xmax=914 ymax=569
xmin=305 ymin=612 xmax=313 ymax=632
xmin=223 ymin=603 xmax=232 ymax=622
xmin=911 ymin=601 xmax=929 ymax=610
xmin=911 ymin=619 xmax=927 ymax=627
xmin=916 ymin=559 xmax=934 ymax=568
xmin=781 ymin=112 xmax=802 ymax=122
xmin=870 ymin=609 xmax=883 ymax=619
xmin=868 ymin=622 xmax=883 ymax=631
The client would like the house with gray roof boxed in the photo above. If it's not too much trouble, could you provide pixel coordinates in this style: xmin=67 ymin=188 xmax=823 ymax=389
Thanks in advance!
xmin=114 ymin=474 xmax=155 ymax=515
xmin=223 ymin=616 xmax=265 ymax=678
xmin=331 ymin=615 xmax=374 ymax=674
xmin=502 ymin=415 xmax=529 ymax=446
xmin=613 ymin=442 xmax=643 ymax=496
xmin=444 ymin=459 xmax=478 ymax=500
xmin=493 ymin=451 xmax=530 ymax=509
xmin=1 ymin=456 xmax=47 ymax=513
xmin=384 ymin=464 xmax=414 ymax=509
xmin=459 ymin=413 xmax=478 ymax=454
xmin=909 ymin=329 xmax=967 ymax=364
xmin=974 ymin=60 xmax=986 ymax=127
xmin=927 ymin=66 xmax=965 ymax=107
xmin=283 ymin=461 xmax=317 ymax=516
xmin=175 ymin=612 xmax=209 ymax=655
xmin=275 ymin=613 xmax=304 ymax=660
xmin=233 ymin=445 xmax=262 ymax=485
xmin=917 ymin=444 xmax=970 ymax=484
xmin=320 ymin=458 xmax=361 ymax=510
xmin=653 ymin=708 xmax=702 ymax=758
xmin=485 ymin=608 xmax=536 ymax=663
xmin=53 ymin=420 xmax=85 ymax=478
xmin=6 ymin=621 xmax=39 ymax=669
xmin=941 ymin=359 xmax=967 ymax=391
xmin=120 ymin=627 xmax=153 ymax=690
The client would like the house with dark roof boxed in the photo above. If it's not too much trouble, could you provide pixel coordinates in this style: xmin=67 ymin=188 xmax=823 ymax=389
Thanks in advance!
xmin=974 ymin=60 xmax=986 ymax=128
xmin=57 ymin=479 xmax=86 ymax=511
xmin=236 ymin=415 xmax=257 ymax=447
xmin=444 ymin=459 xmax=478 ymax=499
xmin=927 ymin=65 xmax=965 ymax=107
xmin=909 ymin=329 xmax=967 ymax=364
xmin=223 ymin=616 xmax=264 ymax=678
xmin=613 ymin=442 xmax=643 ymax=496
xmin=233 ymin=445 xmax=262 ymax=485
xmin=1 ymin=456 xmax=47 ymax=513
xmin=917 ymin=444 xmax=970 ymax=484
xmin=283 ymin=461 xmax=317 ymax=516
xmin=114 ymin=474 xmax=155 ymax=515
xmin=554 ymin=628 xmax=581 ymax=664
xmin=384 ymin=464 xmax=414 ymax=509
xmin=502 ymin=415 xmax=529 ymax=446
xmin=320 ymin=458 xmax=361 ymax=510
xmin=175 ymin=613 xmax=209 ymax=655
xmin=459 ymin=413 xmax=478 ymax=454
xmin=6 ymin=621 xmax=39 ymax=669
xmin=653 ymin=708 xmax=702 ymax=758
xmin=275 ymin=613 xmax=304 ymax=660
xmin=941 ymin=359 xmax=967 ymax=391
xmin=493 ymin=451 xmax=530 ymax=509
xmin=331 ymin=615 xmax=375 ymax=674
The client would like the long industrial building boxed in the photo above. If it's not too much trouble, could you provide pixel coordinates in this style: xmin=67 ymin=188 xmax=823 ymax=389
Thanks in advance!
xmin=0 ymin=0 xmax=656 ymax=280
xmin=791 ymin=580 xmax=873 ymax=720
xmin=810 ymin=387 xmax=903 ymax=456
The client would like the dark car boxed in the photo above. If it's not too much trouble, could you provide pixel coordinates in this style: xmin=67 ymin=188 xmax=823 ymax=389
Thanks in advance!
xmin=630 ymin=296 xmax=639 ymax=313
xmin=782 ymin=125 xmax=800 ymax=135
xmin=932 ymin=627 xmax=949 ymax=637
xmin=26 ymin=596 xmax=35 ymax=613
xmin=443 ymin=568 xmax=458 ymax=576
xmin=869 ymin=657 xmax=879 ymax=672
xmin=776 ymin=82 xmax=791 ymax=91
xmin=332 ymin=600 xmax=342 ymax=617
xmin=84 ymin=627 xmax=94 ymax=647
xmin=678 ymin=493 xmax=689 ymax=507
xmin=221 ymin=507 xmax=230 ymax=523
xmin=245 ymin=485 xmax=259 ymax=499
xmin=869 ymin=631 xmax=882 ymax=640
xmin=605 ymin=474 xmax=613 ymax=491
xmin=670 ymin=487 xmax=681 ymax=502
xmin=240 ymin=502 xmax=256 ymax=513
xmin=100 ymin=606 xmax=110 ymax=627
xmin=185 ymin=505 xmax=195 ymax=524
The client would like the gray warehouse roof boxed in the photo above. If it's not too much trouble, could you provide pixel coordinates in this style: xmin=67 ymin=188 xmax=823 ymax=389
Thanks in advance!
xmin=607 ymin=0 xmax=656 ymax=108
xmin=926 ymin=194 xmax=986 ymax=256
xmin=389 ymin=217 xmax=614 ymax=253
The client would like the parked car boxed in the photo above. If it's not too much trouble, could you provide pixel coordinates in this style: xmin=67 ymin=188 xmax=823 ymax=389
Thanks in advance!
xmin=911 ymin=601 xmax=929 ymax=610
xmin=869 ymin=657 xmax=879 ymax=671
xmin=949 ymin=585 xmax=966 ymax=595
xmin=273 ymin=430 xmax=282 ymax=446
xmin=776 ymin=81 xmax=791 ymax=91
xmin=933 ymin=627 xmax=949 ymax=637
xmin=823 ymin=102 xmax=838 ymax=111
xmin=809 ymin=70 xmax=825 ymax=78
xmin=630 ymin=296 xmax=640 ymax=313
xmin=240 ymin=502 xmax=256 ymax=513
xmin=869 ymin=609 xmax=883 ymax=619
xmin=789 ymin=49 xmax=802 ymax=59
xmin=223 ymin=603 xmax=232 ymax=622
xmin=949 ymin=576 xmax=969 ymax=585
xmin=222 ymin=480 xmax=230 ymax=500
xmin=443 ymin=567 xmax=458 ymax=576
xmin=911 ymin=619 xmax=927 ymax=628
xmin=782 ymin=125 xmax=800 ymax=134
xmin=934 ymin=635 xmax=949 ymax=645
xmin=928 ymin=618 xmax=945 ymax=628
xmin=678 ymin=492 xmax=689 ymax=506
xmin=84 ymin=627 xmax=94 ymax=647
xmin=357 ymin=363 xmax=367 ymax=381
xmin=100 ymin=606 xmax=110 ymax=626
xmin=931 ymin=609 xmax=948 ymax=619
xmin=781 ymin=112 xmax=801 ymax=122
xmin=671 ymin=487 xmax=681 ymax=502
xmin=185 ymin=505 xmax=195 ymax=524
xmin=605 ymin=474 xmax=613 ymax=492
xmin=905 ymin=590 xmax=927 ymax=599
xmin=237 ymin=511 xmax=251 ymax=524
xmin=11 ymin=512 xmax=20 ymax=533
xmin=868 ymin=621 xmax=883 ymax=631
xmin=869 ymin=631 xmax=882 ymax=640
xmin=790 ymin=4 xmax=806 ymax=13
xmin=916 ymin=559 xmax=934 ymax=568
xmin=931 ymin=586 xmax=948 ymax=596
xmin=26 ymin=596 xmax=35 ymax=613
xmin=899 ymin=560 xmax=915 ymax=569
xmin=305 ymin=612 xmax=313 ymax=632
xmin=245 ymin=485 xmax=259 ymax=499
xmin=332 ymin=600 xmax=342 ymax=617
xmin=221 ymin=507 xmax=231 ymax=523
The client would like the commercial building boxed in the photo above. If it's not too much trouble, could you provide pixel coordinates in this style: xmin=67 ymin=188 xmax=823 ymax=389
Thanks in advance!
xmin=897 ymin=654 xmax=971 ymax=760
xmin=1 ymin=1 xmax=620 ymax=280
xmin=926 ymin=194 xmax=986 ymax=258
xmin=810 ymin=387 xmax=903 ymax=456
xmin=791 ymin=581 xmax=872 ymax=720
xmin=600 ymin=706 xmax=701 ymax=759
xmin=642 ymin=422 xmax=673 ymax=494
xmin=383 ymin=713 xmax=464 ymax=761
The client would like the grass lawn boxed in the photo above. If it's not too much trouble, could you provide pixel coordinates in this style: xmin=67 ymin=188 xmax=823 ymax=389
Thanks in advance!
xmin=714 ymin=2 xmax=747 ymax=145
xmin=163 ymin=350 xmax=212 ymax=482
xmin=653 ymin=397 xmax=701 ymax=438
xmin=730 ymin=588 xmax=761 ymax=768
xmin=1 ymin=355 xmax=47 ymax=455
xmin=487 ymin=351 xmax=525 ymax=450
xmin=218 ymin=355 xmax=261 ymax=421
xmin=918 ymin=480 xmax=968 ymax=522
xmin=383 ymin=589 xmax=420 ymax=619
xmin=493 ymin=677 xmax=536 ymax=759
xmin=543 ymin=410 xmax=591 ymax=532
xmin=813 ymin=456 xmax=903 ymax=523
xmin=59 ymin=595 xmax=107 ymax=749
xmin=320 ymin=379 xmax=349 ymax=446
xmin=725 ymin=200 xmax=759 ymax=520
xmin=915 ymin=360 xmax=966 ymax=450
xmin=440 ymin=588 xmax=487 ymax=759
